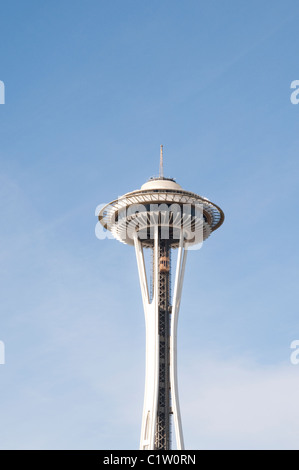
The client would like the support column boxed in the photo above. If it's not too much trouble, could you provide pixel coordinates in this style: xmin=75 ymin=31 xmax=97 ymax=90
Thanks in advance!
xmin=135 ymin=228 xmax=159 ymax=450
xmin=135 ymin=228 xmax=187 ymax=450
xmin=170 ymin=233 xmax=187 ymax=450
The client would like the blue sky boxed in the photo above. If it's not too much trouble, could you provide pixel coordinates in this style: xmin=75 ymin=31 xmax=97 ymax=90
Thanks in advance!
xmin=1 ymin=0 xmax=299 ymax=449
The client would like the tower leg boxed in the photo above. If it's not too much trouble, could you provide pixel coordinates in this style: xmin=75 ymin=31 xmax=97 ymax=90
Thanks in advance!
xmin=170 ymin=234 xmax=187 ymax=450
xmin=135 ymin=228 xmax=159 ymax=450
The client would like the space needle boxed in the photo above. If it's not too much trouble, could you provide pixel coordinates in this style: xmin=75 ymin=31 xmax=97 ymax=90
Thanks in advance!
xmin=98 ymin=146 xmax=224 ymax=450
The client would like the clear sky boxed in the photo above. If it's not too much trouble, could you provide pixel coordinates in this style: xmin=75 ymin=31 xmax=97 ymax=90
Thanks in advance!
xmin=0 ymin=0 xmax=299 ymax=450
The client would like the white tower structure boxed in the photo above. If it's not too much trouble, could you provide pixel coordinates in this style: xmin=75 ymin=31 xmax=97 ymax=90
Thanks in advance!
xmin=98 ymin=147 xmax=224 ymax=450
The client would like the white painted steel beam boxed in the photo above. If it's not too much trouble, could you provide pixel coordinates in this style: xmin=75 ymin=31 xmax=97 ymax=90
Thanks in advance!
xmin=135 ymin=228 xmax=159 ymax=450
xmin=170 ymin=233 xmax=187 ymax=450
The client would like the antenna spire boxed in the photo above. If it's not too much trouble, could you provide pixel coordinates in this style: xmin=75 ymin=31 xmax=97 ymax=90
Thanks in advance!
xmin=159 ymin=144 xmax=164 ymax=178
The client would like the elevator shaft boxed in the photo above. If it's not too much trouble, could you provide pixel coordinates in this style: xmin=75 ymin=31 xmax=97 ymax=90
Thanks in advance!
xmin=155 ymin=238 xmax=171 ymax=449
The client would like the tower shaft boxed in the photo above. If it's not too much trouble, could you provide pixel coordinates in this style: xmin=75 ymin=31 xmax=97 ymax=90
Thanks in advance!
xmin=135 ymin=227 xmax=186 ymax=450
